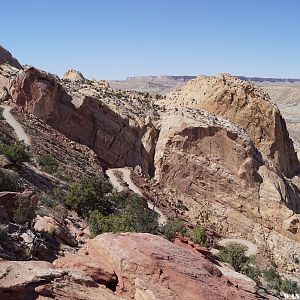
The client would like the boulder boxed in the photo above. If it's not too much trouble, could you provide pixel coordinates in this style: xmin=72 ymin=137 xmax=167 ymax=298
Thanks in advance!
xmin=34 ymin=215 xmax=78 ymax=247
xmin=0 ymin=260 xmax=124 ymax=300
xmin=0 ymin=190 xmax=37 ymax=222
xmin=77 ymin=232 xmax=262 ymax=299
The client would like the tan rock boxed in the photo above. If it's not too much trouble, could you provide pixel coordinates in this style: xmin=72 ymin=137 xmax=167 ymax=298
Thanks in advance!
xmin=165 ymin=74 xmax=300 ymax=177
xmin=63 ymin=69 xmax=85 ymax=82
xmin=34 ymin=215 xmax=78 ymax=247
xmin=11 ymin=67 xmax=155 ymax=174
xmin=0 ymin=260 xmax=123 ymax=300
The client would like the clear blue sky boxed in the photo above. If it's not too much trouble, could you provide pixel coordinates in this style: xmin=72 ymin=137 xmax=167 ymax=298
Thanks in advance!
xmin=1 ymin=0 xmax=299 ymax=79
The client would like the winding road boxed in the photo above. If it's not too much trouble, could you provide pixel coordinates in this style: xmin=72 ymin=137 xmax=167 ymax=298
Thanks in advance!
xmin=106 ymin=168 xmax=167 ymax=225
xmin=1 ymin=105 xmax=31 ymax=145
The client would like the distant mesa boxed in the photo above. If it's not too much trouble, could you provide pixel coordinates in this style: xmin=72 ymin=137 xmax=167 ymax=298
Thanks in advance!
xmin=0 ymin=45 xmax=22 ymax=69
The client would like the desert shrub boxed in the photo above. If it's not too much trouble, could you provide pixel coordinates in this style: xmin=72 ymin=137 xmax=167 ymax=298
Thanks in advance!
xmin=0 ymin=168 xmax=18 ymax=191
xmin=89 ymin=193 xmax=159 ymax=236
xmin=263 ymin=267 xmax=281 ymax=292
xmin=12 ymin=195 xmax=35 ymax=225
xmin=3 ymin=141 xmax=30 ymax=168
xmin=64 ymin=176 xmax=112 ymax=217
xmin=162 ymin=219 xmax=186 ymax=241
xmin=242 ymin=264 xmax=262 ymax=284
xmin=37 ymin=155 xmax=58 ymax=174
xmin=189 ymin=225 xmax=207 ymax=246
xmin=281 ymin=278 xmax=300 ymax=294
xmin=218 ymin=243 xmax=248 ymax=272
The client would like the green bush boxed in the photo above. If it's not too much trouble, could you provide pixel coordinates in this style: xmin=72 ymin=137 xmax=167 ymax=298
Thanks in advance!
xmin=64 ymin=176 xmax=112 ymax=217
xmin=264 ymin=267 xmax=300 ymax=294
xmin=37 ymin=155 xmax=58 ymax=174
xmin=0 ymin=168 xmax=17 ymax=191
xmin=89 ymin=193 xmax=159 ymax=236
xmin=189 ymin=225 xmax=207 ymax=246
xmin=242 ymin=264 xmax=262 ymax=284
xmin=281 ymin=278 xmax=300 ymax=294
xmin=162 ymin=219 xmax=186 ymax=241
xmin=3 ymin=141 xmax=30 ymax=168
xmin=218 ymin=243 xmax=248 ymax=272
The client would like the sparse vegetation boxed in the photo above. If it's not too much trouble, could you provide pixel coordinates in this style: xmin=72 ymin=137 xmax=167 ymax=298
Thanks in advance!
xmin=263 ymin=267 xmax=300 ymax=295
xmin=162 ymin=219 xmax=186 ymax=241
xmin=218 ymin=243 xmax=249 ymax=272
xmin=11 ymin=195 xmax=35 ymax=225
xmin=37 ymin=154 xmax=58 ymax=174
xmin=3 ymin=141 xmax=30 ymax=168
xmin=189 ymin=225 xmax=207 ymax=246
xmin=64 ymin=176 xmax=112 ymax=217
xmin=0 ymin=168 xmax=18 ymax=191
xmin=89 ymin=193 xmax=159 ymax=236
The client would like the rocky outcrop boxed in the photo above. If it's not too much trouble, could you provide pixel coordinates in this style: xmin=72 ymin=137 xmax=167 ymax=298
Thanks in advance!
xmin=0 ymin=190 xmax=38 ymax=223
xmin=55 ymin=232 xmax=261 ymax=299
xmin=34 ymin=215 xmax=78 ymax=247
xmin=0 ymin=260 xmax=123 ymax=300
xmin=166 ymin=74 xmax=300 ymax=177
xmin=0 ymin=45 xmax=22 ymax=69
xmin=63 ymin=69 xmax=85 ymax=82
xmin=11 ymin=67 xmax=155 ymax=174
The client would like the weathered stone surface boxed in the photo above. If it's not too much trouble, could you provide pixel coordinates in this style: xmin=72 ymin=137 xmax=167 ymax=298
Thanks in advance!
xmin=0 ymin=190 xmax=37 ymax=222
xmin=34 ymin=215 xmax=78 ymax=247
xmin=0 ymin=260 xmax=123 ymax=300
xmin=166 ymin=74 xmax=300 ymax=177
xmin=11 ymin=67 xmax=155 ymax=174
xmin=0 ymin=45 xmax=22 ymax=69
xmin=54 ymin=253 xmax=118 ymax=286
xmin=63 ymin=69 xmax=85 ymax=82
xmin=82 ymin=232 xmax=261 ymax=299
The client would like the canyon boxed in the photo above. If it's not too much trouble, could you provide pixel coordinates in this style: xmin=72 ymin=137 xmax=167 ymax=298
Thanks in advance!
xmin=0 ymin=45 xmax=300 ymax=298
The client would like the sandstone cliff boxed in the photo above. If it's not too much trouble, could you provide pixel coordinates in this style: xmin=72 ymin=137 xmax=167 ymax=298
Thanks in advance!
xmin=165 ymin=74 xmax=300 ymax=178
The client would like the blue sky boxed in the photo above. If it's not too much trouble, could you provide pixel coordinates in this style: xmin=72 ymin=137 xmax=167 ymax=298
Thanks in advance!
xmin=1 ymin=0 xmax=299 ymax=79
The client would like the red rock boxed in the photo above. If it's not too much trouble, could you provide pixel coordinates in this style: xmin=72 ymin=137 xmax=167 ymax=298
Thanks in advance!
xmin=79 ymin=233 xmax=261 ymax=299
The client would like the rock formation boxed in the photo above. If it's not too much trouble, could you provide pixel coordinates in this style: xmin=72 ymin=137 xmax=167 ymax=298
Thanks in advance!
xmin=54 ymin=232 xmax=261 ymax=299
xmin=165 ymin=74 xmax=300 ymax=177
xmin=11 ymin=67 xmax=155 ymax=174
xmin=63 ymin=69 xmax=85 ymax=82
xmin=0 ymin=45 xmax=22 ymax=69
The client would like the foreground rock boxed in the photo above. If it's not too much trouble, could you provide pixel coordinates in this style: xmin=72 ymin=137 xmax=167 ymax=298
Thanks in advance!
xmin=0 ymin=260 xmax=123 ymax=300
xmin=54 ymin=233 xmax=262 ymax=299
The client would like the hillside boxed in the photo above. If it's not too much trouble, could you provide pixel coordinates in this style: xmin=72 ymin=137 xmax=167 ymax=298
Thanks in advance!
xmin=0 ymin=45 xmax=299 ymax=298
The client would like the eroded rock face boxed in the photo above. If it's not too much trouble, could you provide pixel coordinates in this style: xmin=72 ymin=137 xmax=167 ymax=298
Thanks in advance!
xmin=165 ymin=74 xmax=300 ymax=177
xmin=0 ymin=45 xmax=22 ymax=69
xmin=57 ymin=233 xmax=261 ymax=300
xmin=0 ymin=190 xmax=38 ymax=223
xmin=11 ymin=67 xmax=155 ymax=174
xmin=63 ymin=69 xmax=85 ymax=82
xmin=0 ymin=260 xmax=123 ymax=300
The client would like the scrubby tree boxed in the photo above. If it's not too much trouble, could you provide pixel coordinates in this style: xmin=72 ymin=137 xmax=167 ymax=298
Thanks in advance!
xmin=3 ymin=141 xmax=30 ymax=168
xmin=162 ymin=219 xmax=186 ymax=241
xmin=64 ymin=176 xmax=112 ymax=217
xmin=189 ymin=225 xmax=207 ymax=246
